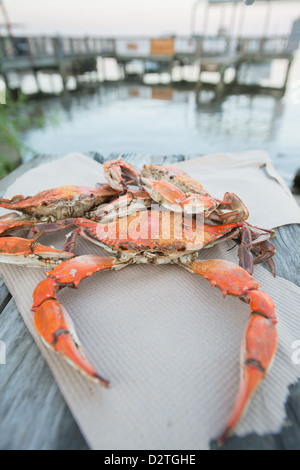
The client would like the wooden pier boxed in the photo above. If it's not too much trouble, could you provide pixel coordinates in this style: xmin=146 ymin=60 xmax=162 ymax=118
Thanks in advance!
xmin=0 ymin=34 xmax=296 ymax=98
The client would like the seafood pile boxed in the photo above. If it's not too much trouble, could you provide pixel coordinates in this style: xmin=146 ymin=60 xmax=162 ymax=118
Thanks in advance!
xmin=0 ymin=159 xmax=277 ymax=443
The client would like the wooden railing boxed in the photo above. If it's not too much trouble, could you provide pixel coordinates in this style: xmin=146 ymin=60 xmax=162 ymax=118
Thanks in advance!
xmin=0 ymin=34 xmax=295 ymax=65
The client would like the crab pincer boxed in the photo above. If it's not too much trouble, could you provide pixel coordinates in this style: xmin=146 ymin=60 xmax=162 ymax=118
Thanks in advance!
xmin=32 ymin=255 xmax=120 ymax=385
xmin=0 ymin=214 xmax=35 ymax=236
xmin=0 ymin=236 xmax=74 ymax=267
xmin=182 ymin=259 xmax=278 ymax=443
xmin=103 ymin=158 xmax=140 ymax=191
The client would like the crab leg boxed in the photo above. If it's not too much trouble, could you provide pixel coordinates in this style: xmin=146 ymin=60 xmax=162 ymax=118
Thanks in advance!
xmin=0 ymin=214 xmax=34 ymax=236
xmin=93 ymin=190 xmax=152 ymax=222
xmin=0 ymin=236 xmax=74 ymax=267
xmin=207 ymin=193 xmax=249 ymax=225
xmin=179 ymin=258 xmax=277 ymax=443
xmin=63 ymin=228 xmax=81 ymax=253
xmin=26 ymin=218 xmax=78 ymax=239
xmin=32 ymin=255 xmax=127 ymax=384
xmin=103 ymin=158 xmax=141 ymax=191
xmin=237 ymin=225 xmax=276 ymax=277
xmin=252 ymin=239 xmax=276 ymax=273
xmin=141 ymin=177 xmax=218 ymax=215
xmin=218 ymin=193 xmax=249 ymax=223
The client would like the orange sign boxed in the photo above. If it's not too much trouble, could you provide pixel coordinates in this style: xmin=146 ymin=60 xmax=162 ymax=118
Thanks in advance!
xmin=127 ymin=43 xmax=138 ymax=50
xmin=152 ymin=88 xmax=173 ymax=101
xmin=151 ymin=38 xmax=175 ymax=56
xmin=129 ymin=89 xmax=140 ymax=97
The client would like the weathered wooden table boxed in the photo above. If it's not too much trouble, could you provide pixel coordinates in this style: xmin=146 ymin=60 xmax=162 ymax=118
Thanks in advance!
xmin=0 ymin=152 xmax=299 ymax=450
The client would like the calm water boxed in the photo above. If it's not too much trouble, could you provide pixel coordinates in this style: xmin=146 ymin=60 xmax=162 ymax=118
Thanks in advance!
xmin=19 ymin=55 xmax=300 ymax=188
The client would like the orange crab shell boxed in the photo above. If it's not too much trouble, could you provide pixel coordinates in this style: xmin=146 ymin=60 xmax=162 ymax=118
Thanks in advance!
xmin=142 ymin=164 xmax=207 ymax=195
xmin=75 ymin=211 xmax=242 ymax=258
xmin=0 ymin=185 xmax=120 ymax=220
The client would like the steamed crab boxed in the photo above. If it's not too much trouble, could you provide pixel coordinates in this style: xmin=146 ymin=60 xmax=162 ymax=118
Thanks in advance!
xmin=0 ymin=158 xmax=277 ymax=443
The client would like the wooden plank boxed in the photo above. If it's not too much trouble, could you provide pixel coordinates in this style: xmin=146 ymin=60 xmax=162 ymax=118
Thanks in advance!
xmin=272 ymin=225 xmax=300 ymax=287
xmin=0 ymin=277 xmax=11 ymax=314
xmin=0 ymin=152 xmax=299 ymax=450
xmin=0 ymin=297 xmax=89 ymax=450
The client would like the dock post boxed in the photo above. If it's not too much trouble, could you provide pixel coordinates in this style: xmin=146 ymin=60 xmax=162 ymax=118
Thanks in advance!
xmin=195 ymin=79 xmax=202 ymax=107
xmin=0 ymin=36 xmax=8 ymax=94
xmin=0 ymin=71 xmax=8 ymax=102
xmin=101 ymin=57 xmax=107 ymax=82
xmin=195 ymin=63 xmax=203 ymax=107
xmin=32 ymin=70 xmax=41 ymax=94
xmin=215 ymin=64 xmax=226 ymax=100
xmin=53 ymin=36 xmax=68 ymax=90
xmin=233 ymin=60 xmax=242 ymax=86
xmin=168 ymin=60 xmax=174 ymax=83
xmin=0 ymin=66 xmax=9 ymax=94
xmin=27 ymin=38 xmax=41 ymax=94
xmin=282 ymin=54 xmax=294 ymax=93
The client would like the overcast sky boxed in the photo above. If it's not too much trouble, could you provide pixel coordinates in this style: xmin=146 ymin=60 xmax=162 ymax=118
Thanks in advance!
xmin=1 ymin=0 xmax=300 ymax=37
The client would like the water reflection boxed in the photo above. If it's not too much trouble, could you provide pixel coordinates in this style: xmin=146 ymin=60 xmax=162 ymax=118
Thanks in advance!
xmin=21 ymin=82 xmax=299 ymax=187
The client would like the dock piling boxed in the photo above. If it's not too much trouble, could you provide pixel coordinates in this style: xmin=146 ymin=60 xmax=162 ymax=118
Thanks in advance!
xmin=0 ymin=33 xmax=296 ymax=98
xmin=53 ymin=36 xmax=68 ymax=91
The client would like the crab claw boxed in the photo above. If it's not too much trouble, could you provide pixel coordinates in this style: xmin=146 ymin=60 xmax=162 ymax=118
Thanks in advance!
xmin=141 ymin=177 xmax=217 ymax=215
xmin=33 ymin=295 xmax=109 ymax=386
xmin=103 ymin=158 xmax=140 ymax=191
xmin=0 ymin=237 xmax=74 ymax=267
xmin=218 ymin=289 xmax=277 ymax=443
xmin=218 ymin=193 xmax=249 ymax=224
xmin=93 ymin=190 xmax=152 ymax=222
xmin=181 ymin=259 xmax=277 ymax=444
xmin=0 ymin=214 xmax=34 ymax=236
xmin=31 ymin=255 xmax=123 ymax=385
